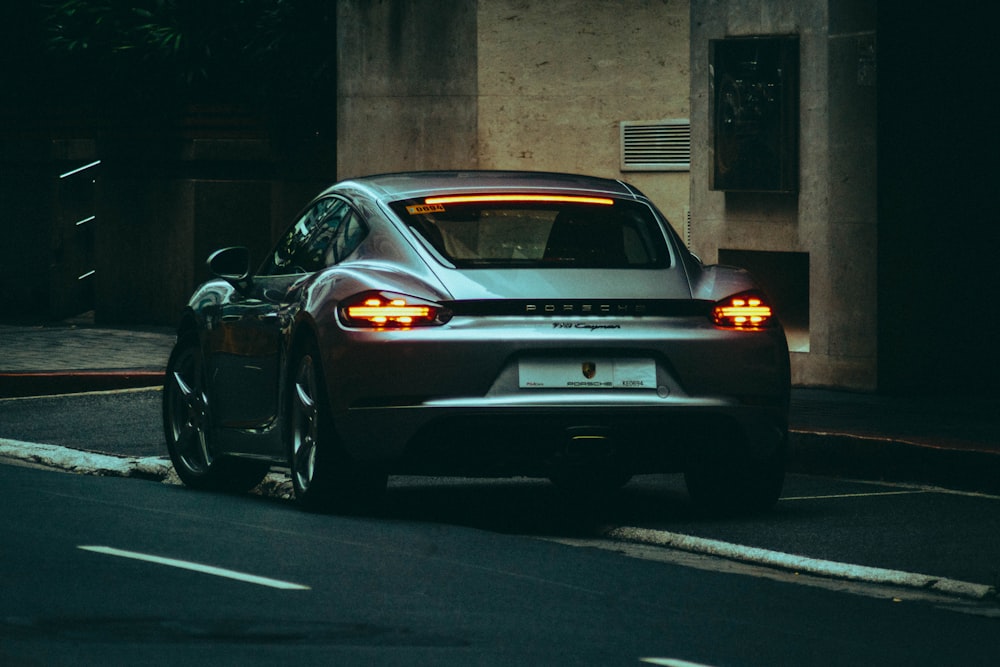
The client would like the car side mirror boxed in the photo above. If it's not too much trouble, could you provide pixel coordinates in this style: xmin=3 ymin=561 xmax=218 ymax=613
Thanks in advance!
xmin=207 ymin=246 xmax=253 ymax=291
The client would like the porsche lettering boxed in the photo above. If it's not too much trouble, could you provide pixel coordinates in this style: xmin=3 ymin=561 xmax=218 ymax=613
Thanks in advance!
xmin=526 ymin=303 xmax=646 ymax=315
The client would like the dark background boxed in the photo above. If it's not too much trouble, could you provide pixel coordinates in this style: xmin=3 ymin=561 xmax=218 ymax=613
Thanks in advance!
xmin=1 ymin=1 xmax=996 ymax=395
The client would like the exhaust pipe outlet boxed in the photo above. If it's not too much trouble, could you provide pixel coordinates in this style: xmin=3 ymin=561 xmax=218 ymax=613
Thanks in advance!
xmin=549 ymin=425 xmax=633 ymax=494
xmin=563 ymin=425 xmax=614 ymax=463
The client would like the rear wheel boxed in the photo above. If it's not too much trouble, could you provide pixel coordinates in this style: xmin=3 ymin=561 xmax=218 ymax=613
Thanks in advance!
xmin=288 ymin=339 xmax=386 ymax=514
xmin=163 ymin=333 xmax=269 ymax=492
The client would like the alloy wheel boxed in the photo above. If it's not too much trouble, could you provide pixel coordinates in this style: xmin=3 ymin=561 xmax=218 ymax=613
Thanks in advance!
xmin=166 ymin=349 xmax=213 ymax=475
xmin=291 ymin=353 xmax=320 ymax=494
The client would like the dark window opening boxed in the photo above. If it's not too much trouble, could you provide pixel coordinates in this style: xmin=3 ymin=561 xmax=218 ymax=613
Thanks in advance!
xmin=391 ymin=199 xmax=671 ymax=269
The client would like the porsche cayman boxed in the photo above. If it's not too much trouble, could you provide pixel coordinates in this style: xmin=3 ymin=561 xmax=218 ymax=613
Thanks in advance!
xmin=163 ymin=171 xmax=790 ymax=513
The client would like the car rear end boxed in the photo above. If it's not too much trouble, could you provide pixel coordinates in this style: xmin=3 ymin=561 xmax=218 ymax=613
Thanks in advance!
xmin=319 ymin=175 xmax=790 ymax=482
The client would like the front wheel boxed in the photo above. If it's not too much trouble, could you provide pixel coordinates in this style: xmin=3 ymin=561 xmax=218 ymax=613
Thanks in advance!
xmin=163 ymin=333 xmax=269 ymax=492
xmin=288 ymin=340 xmax=386 ymax=514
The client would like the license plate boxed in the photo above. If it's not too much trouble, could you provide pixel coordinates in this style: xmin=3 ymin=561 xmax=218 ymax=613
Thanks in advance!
xmin=518 ymin=358 xmax=655 ymax=389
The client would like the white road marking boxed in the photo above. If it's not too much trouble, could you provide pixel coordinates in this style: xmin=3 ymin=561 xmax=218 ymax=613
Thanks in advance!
xmin=781 ymin=489 xmax=929 ymax=501
xmin=784 ymin=479 xmax=1000 ymax=501
xmin=4 ymin=443 xmax=993 ymax=603
xmin=78 ymin=546 xmax=310 ymax=590
xmin=640 ymin=659 xmax=717 ymax=667
xmin=0 ymin=386 xmax=162 ymax=403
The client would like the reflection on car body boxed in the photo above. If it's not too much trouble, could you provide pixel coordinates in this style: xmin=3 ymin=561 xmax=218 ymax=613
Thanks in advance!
xmin=163 ymin=171 xmax=790 ymax=514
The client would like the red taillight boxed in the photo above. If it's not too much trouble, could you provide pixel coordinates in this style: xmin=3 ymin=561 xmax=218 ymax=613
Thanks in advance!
xmin=340 ymin=292 xmax=452 ymax=328
xmin=712 ymin=292 xmax=775 ymax=329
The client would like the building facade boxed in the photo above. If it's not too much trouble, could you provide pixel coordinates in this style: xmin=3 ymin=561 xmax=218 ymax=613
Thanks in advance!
xmin=690 ymin=0 xmax=877 ymax=389
xmin=4 ymin=0 xmax=993 ymax=394
xmin=336 ymin=0 xmax=691 ymax=231
xmin=337 ymin=0 xmax=998 ymax=395
xmin=336 ymin=0 xmax=878 ymax=390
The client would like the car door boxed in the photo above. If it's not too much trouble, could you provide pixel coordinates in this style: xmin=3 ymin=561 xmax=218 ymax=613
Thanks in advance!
xmin=207 ymin=197 xmax=353 ymax=437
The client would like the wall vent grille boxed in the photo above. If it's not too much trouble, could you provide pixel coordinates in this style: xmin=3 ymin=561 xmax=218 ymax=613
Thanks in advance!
xmin=620 ymin=119 xmax=690 ymax=172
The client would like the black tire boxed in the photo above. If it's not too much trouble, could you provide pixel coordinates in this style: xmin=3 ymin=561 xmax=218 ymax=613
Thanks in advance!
xmin=287 ymin=339 xmax=387 ymax=514
xmin=684 ymin=448 xmax=785 ymax=516
xmin=163 ymin=333 xmax=269 ymax=492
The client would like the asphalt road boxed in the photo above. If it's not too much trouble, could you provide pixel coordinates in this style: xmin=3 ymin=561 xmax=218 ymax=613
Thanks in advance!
xmin=3 ymin=388 xmax=1000 ymax=589
xmin=0 ymin=388 xmax=165 ymax=458
xmin=3 ymin=388 xmax=1000 ymax=592
xmin=2 ymin=461 xmax=998 ymax=666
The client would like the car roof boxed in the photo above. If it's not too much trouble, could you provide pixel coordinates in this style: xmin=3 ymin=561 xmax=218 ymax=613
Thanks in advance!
xmin=335 ymin=170 xmax=645 ymax=202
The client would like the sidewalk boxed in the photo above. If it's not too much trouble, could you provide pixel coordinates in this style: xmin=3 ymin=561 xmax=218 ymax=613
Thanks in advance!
xmin=0 ymin=322 xmax=174 ymax=397
xmin=2 ymin=321 xmax=999 ymax=492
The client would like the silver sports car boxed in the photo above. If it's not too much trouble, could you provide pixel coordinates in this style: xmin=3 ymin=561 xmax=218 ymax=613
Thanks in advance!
xmin=163 ymin=171 xmax=790 ymax=514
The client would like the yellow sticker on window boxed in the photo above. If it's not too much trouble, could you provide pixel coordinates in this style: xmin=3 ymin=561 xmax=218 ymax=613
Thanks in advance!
xmin=406 ymin=203 xmax=446 ymax=215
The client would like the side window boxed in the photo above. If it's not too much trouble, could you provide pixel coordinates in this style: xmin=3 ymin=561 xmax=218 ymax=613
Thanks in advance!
xmin=327 ymin=210 xmax=368 ymax=265
xmin=259 ymin=198 xmax=347 ymax=276
xmin=295 ymin=203 xmax=351 ymax=272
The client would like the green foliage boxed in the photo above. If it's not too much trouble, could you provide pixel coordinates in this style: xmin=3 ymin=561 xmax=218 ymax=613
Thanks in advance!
xmin=38 ymin=0 xmax=337 ymax=113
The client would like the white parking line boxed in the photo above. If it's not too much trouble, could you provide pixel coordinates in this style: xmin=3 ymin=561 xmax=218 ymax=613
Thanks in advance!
xmin=0 ymin=386 xmax=162 ymax=402
xmin=78 ymin=546 xmax=310 ymax=590
xmin=782 ymin=480 xmax=1000 ymax=501
xmin=780 ymin=489 xmax=929 ymax=501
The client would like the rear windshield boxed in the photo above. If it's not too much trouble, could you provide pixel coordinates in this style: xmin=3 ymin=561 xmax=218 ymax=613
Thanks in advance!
xmin=390 ymin=197 xmax=671 ymax=269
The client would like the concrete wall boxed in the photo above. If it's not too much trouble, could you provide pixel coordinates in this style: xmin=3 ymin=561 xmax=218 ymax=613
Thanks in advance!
xmin=337 ymin=0 xmax=894 ymax=391
xmin=690 ymin=0 xmax=877 ymax=390
xmin=337 ymin=0 xmax=691 ymax=232
xmin=476 ymin=0 xmax=691 ymax=229
xmin=336 ymin=0 xmax=479 ymax=178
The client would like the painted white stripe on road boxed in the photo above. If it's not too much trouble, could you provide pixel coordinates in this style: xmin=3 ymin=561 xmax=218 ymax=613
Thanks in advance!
xmin=79 ymin=546 xmax=310 ymax=590
xmin=603 ymin=527 xmax=996 ymax=600
xmin=781 ymin=490 xmax=929 ymax=501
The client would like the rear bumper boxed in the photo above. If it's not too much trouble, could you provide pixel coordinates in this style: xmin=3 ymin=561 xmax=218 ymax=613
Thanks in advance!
xmin=339 ymin=397 xmax=788 ymax=477
xmin=319 ymin=312 xmax=789 ymax=475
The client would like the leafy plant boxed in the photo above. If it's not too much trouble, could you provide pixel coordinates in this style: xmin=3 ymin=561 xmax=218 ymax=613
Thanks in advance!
xmin=39 ymin=0 xmax=336 ymax=116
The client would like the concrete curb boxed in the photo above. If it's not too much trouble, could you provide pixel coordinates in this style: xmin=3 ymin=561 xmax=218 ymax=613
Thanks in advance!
xmin=603 ymin=525 xmax=998 ymax=602
xmin=0 ymin=438 xmax=175 ymax=481
xmin=787 ymin=430 xmax=1000 ymax=495
xmin=0 ymin=371 xmax=165 ymax=399
xmin=0 ymin=438 xmax=293 ymax=498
